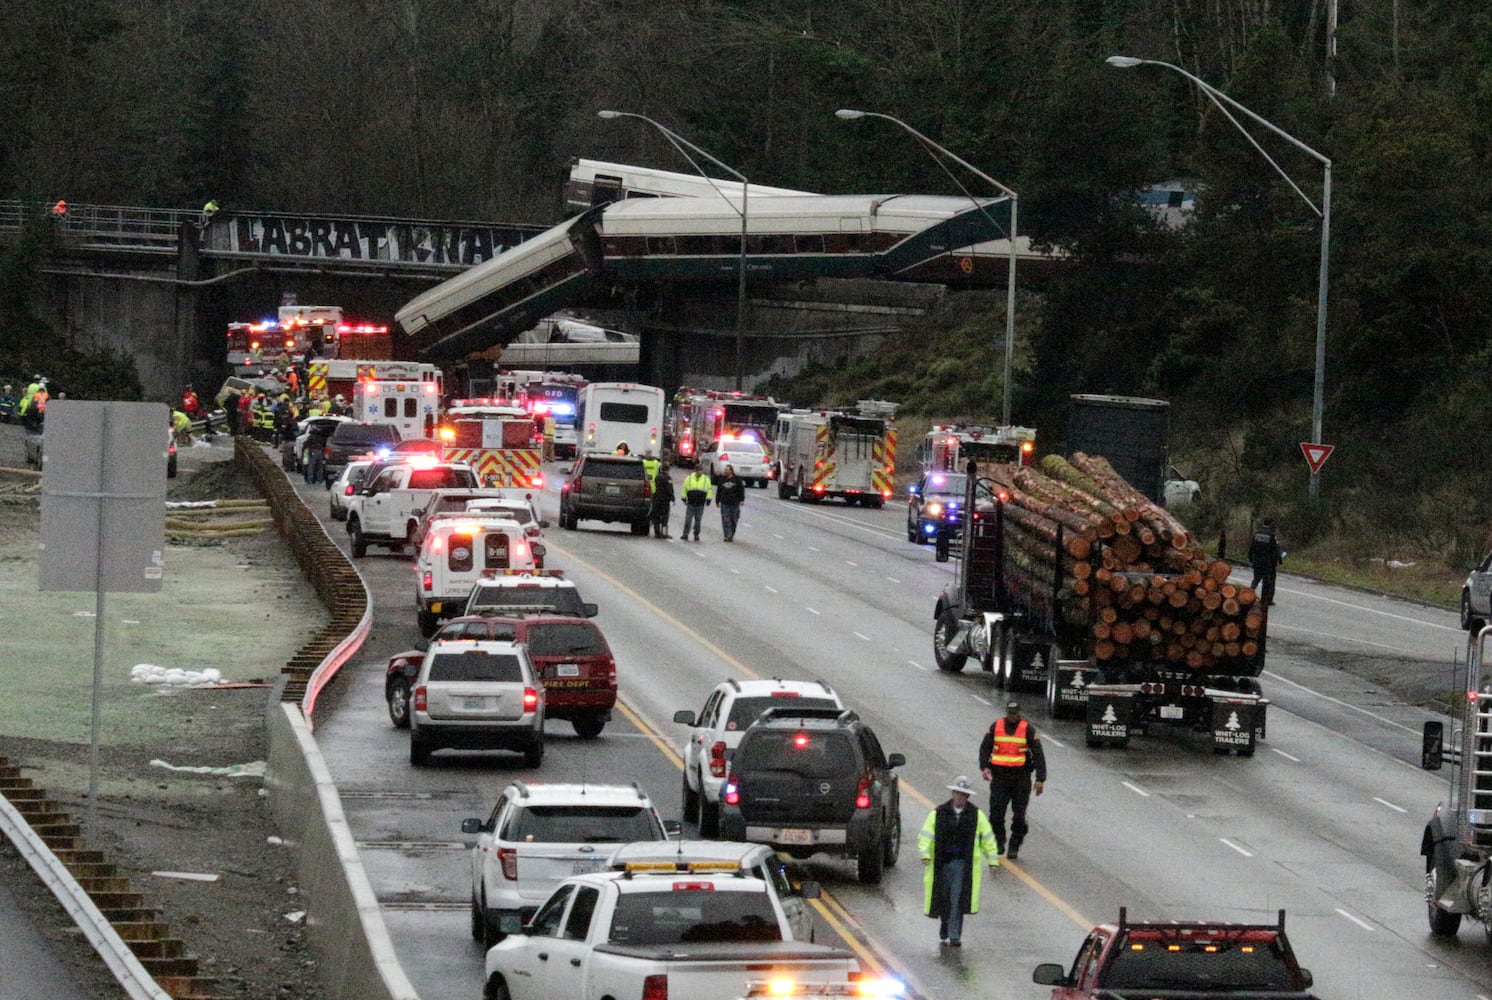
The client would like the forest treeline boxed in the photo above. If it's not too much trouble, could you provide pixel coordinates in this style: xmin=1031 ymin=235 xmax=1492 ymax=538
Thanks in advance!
xmin=2 ymin=1 xmax=1490 ymax=564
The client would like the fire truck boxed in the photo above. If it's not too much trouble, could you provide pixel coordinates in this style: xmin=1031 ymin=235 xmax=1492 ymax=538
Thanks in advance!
xmin=439 ymin=406 xmax=545 ymax=489
xmin=307 ymin=360 xmax=443 ymax=439
xmin=917 ymin=423 xmax=1036 ymax=472
xmin=668 ymin=388 xmax=781 ymax=466
xmin=771 ymin=401 xmax=897 ymax=507
xmin=225 ymin=304 xmax=392 ymax=373
xmin=516 ymin=372 xmax=586 ymax=458
xmin=1421 ymin=627 xmax=1492 ymax=943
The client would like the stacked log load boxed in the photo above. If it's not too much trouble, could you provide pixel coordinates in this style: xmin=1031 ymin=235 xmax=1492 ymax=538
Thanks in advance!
xmin=983 ymin=453 xmax=1264 ymax=675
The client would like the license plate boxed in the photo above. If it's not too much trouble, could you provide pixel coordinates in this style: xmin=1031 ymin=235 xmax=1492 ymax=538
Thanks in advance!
xmin=557 ymin=663 xmax=580 ymax=677
xmin=463 ymin=697 xmax=487 ymax=710
xmin=1160 ymin=704 xmax=1184 ymax=720
xmin=572 ymin=858 xmax=606 ymax=875
xmin=605 ymin=485 xmax=621 ymax=495
xmin=779 ymin=828 xmax=813 ymax=845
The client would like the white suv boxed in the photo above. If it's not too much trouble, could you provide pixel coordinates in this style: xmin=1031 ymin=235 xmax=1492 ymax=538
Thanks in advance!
xmin=460 ymin=781 xmax=670 ymax=944
xmin=409 ymin=639 xmax=545 ymax=767
xmin=463 ymin=572 xmax=597 ymax=619
xmin=672 ymin=678 xmax=842 ymax=837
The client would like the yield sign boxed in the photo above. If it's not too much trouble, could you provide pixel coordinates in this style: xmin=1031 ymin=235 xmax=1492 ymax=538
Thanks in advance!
xmin=1299 ymin=442 xmax=1334 ymax=473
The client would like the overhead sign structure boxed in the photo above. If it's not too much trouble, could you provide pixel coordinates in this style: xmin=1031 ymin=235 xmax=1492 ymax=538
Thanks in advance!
xmin=1299 ymin=442 xmax=1335 ymax=475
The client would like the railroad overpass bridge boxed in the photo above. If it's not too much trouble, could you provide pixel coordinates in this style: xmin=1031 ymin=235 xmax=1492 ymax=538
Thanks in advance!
xmin=0 ymin=193 xmax=1035 ymax=398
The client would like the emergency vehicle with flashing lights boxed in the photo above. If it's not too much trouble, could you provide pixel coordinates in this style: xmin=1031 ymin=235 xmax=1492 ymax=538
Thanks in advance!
xmin=307 ymin=359 xmax=443 ymax=439
xmin=414 ymin=516 xmax=536 ymax=636
xmin=515 ymin=372 xmax=586 ymax=458
xmin=771 ymin=401 xmax=897 ymax=508
xmin=670 ymin=388 xmax=782 ymax=467
xmin=438 ymin=408 xmax=545 ymax=490
xmin=932 ymin=462 xmax=1270 ymax=754
xmin=225 ymin=305 xmax=396 ymax=374
xmin=342 ymin=457 xmax=479 ymax=558
xmin=1032 ymin=907 xmax=1318 ymax=998
xmin=1420 ymin=626 xmax=1492 ymax=943
xmin=916 ymin=422 xmax=1036 ymax=473
xmin=479 ymin=863 xmax=860 ymax=1000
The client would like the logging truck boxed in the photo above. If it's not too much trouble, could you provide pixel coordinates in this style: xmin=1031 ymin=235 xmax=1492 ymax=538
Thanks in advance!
xmin=932 ymin=454 xmax=1269 ymax=754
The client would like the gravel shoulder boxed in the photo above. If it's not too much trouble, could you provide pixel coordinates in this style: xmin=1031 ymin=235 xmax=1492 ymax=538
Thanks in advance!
xmin=0 ymin=439 xmax=333 ymax=1000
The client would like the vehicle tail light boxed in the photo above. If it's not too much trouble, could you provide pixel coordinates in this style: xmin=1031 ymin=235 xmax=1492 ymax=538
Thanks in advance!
xmin=413 ymin=685 xmax=427 ymax=712
xmin=723 ymin=778 xmax=740 ymax=806
xmin=855 ymin=774 xmax=872 ymax=810
xmin=530 ymin=473 xmax=543 ymax=488
xmin=605 ymin=657 xmax=617 ymax=685
xmin=571 ymin=476 xmax=582 ymax=494
xmin=497 ymin=847 xmax=518 ymax=880
xmin=642 ymin=974 xmax=668 ymax=1000
xmin=421 ymin=571 xmax=432 ymax=592
xmin=643 ymin=478 xmax=653 ymax=500
xmin=343 ymin=484 xmax=354 ymax=496
xmin=514 ymin=540 xmax=528 ymax=561
xmin=814 ymin=484 xmax=825 ymax=494
xmin=708 ymin=740 xmax=728 ymax=778
xmin=523 ymin=687 xmax=539 ymax=711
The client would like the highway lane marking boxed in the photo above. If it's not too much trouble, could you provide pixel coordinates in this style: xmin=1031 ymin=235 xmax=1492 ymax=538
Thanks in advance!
xmin=764 ymin=585 xmax=778 ymax=593
xmin=1335 ymin=908 xmax=1375 ymax=931
xmin=1002 ymin=861 xmax=1092 ymax=930
xmin=729 ymin=567 xmax=741 ymax=575
xmin=845 ymin=559 xmax=859 ymax=566
xmin=1042 ymin=733 xmax=1065 ymax=749
xmin=1263 ymin=669 xmax=1422 ymax=735
xmin=806 ymin=893 xmax=898 ymax=985
xmin=909 ymin=659 xmax=928 ymax=671
xmin=1234 ymin=575 xmax=1460 ymax=633
xmin=1271 ymin=748 xmax=1301 ymax=762
xmin=971 ymin=694 xmax=991 ymax=706
xmin=1122 ymin=781 xmax=1151 ymax=798
xmin=853 ymin=631 xmax=871 ymax=641
xmin=615 ymin=699 xmax=685 ymax=769
xmin=1268 ymin=620 xmax=1449 ymax=657
xmin=1219 ymin=838 xmax=1253 ymax=858
xmin=1374 ymin=796 xmax=1407 ymax=813
xmin=806 ymin=607 xmax=821 ymax=615
xmin=886 ymin=576 xmax=900 ymax=583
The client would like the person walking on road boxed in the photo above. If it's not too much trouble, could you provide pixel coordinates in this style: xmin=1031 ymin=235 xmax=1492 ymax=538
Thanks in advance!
xmin=303 ymin=422 xmax=330 ymax=485
xmin=681 ymin=468 xmax=713 ymax=541
xmin=716 ymin=464 xmax=745 ymax=541
xmin=978 ymin=700 xmax=1047 ymax=860
xmin=1248 ymin=517 xmax=1283 ymax=606
xmin=919 ymin=775 xmax=1000 ymax=948
xmin=650 ymin=462 xmax=675 ymax=538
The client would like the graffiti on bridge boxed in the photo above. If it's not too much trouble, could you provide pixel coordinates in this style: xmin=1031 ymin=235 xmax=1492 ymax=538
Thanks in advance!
xmin=220 ymin=216 xmax=542 ymax=268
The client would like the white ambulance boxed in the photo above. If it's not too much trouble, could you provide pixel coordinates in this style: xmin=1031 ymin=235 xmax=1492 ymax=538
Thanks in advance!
xmin=414 ymin=515 xmax=537 ymax=636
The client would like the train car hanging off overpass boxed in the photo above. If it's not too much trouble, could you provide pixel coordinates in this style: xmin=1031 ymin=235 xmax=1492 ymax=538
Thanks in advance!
xmin=394 ymin=193 xmax=1011 ymax=362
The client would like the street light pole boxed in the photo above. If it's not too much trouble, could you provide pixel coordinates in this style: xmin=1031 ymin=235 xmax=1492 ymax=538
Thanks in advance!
xmin=1106 ymin=56 xmax=1333 ymax=498
xmin=597 ymin=110 xmax=750 ymax=391
xmin=835 ymin=109 xmax=1019 ymax=426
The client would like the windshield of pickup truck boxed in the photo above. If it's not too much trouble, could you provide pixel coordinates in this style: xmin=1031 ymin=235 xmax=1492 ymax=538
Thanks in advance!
xmin=609 ymin=888 xmax=782 ymax=945
xmin=1101 ymin=938 xmax=1297 ymax=991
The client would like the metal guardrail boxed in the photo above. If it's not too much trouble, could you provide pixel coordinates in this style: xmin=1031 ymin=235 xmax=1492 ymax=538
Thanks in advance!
xmin=0 ymin=200 xmax=191 ymax=248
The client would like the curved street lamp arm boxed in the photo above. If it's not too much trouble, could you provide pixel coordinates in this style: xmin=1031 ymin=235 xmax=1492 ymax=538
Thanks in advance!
xmin=1184 ymin=78 xmax=1322 ymax=216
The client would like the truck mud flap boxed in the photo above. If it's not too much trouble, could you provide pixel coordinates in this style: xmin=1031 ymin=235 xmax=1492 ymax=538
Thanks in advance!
xmin=1210 ymin=702 xmax=1263 ymax=755
xmin=1085 ymin=693 xmax=1133 ymax=747
xmin=1050 ymin=662 xmax=1096 ymax=720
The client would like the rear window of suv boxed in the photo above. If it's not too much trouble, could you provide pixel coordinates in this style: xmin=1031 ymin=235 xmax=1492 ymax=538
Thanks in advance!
xmin=583 ymin=459 xmax=646 ymax=480
xmin=525 ymin=623 xmax=606 ymax=657
xmin=506 ymin=805 xmax=658 ymax=843
xmin=735 ymin=731 xmax=856 ymax=779
xmin=726 ymin=697 xmax=838 ymax=731
xmin=426 ymin=650 xmax=524 ymax=682
xmin=332 ymin=424 xmax=400 ymax=446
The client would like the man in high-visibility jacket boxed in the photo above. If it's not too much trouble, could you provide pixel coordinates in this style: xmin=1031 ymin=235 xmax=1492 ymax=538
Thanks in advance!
xmin=680 ymin=467 xmax=713 ymax=542
xmin=919 ymin=775 xmax=999 ymax=947
xmin=977 ymin=700 xmax=1047 ymax=860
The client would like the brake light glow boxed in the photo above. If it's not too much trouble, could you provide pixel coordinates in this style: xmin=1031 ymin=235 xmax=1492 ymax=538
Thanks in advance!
xmin=498 ymin=847 xmax=518 ymax=880
xmin=793 ymin=732 xmax=809 ymax=748
xmin=723 ymin=780 xmax=740 ymax=806
xmin=343 ymin=484 xmax=355 ymax=496
xmin=672 ymin=882 xmax=713 ymax=891
xmin=529 ymin=473 xmax=544 ymax=488
xmin=642 ymin=974 xmax=668 ymax=1000
xmin=523 ymin=687 xmax=539 ymax=710
xmin=514 ymin=540 xmax=528 ymax=560
xmin=421 ymin=571 xmax=432 ymax=591
xmin=855 ymin=774 xmax=872 ymax=809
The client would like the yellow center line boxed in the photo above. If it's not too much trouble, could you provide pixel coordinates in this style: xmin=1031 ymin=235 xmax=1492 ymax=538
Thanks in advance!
xmin=555 ymin=539 xmax=1093 ymax=958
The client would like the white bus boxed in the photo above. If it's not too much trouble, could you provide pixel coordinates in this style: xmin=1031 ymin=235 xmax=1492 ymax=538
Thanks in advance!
xmin=576 ymin=382 xmax=665 ymax=457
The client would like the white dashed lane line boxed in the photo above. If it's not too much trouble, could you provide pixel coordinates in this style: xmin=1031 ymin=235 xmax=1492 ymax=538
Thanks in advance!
xmin=805 ymin=607 xmax=821 ymax=616
xmin=853 ymin=632 xmax=871 ymax=641
xmin=1373 ymin=797 xmax=1407 ymax=813
xmin=764 ymin=585 xmax=778 ymax=593
xmin=1335 ymin=908 xmax=1375 ymax=931
xmin=1271 ymin=748 xmax=1301 ymax=762
xmin=1219 ymin=838 xmax=1253 ymax=858
xmin=1122 ymin=781 xmax=1150 ymax=798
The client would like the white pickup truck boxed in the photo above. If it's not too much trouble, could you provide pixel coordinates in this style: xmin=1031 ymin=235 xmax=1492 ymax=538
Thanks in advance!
xmin=481 ymin=865 xmax=859 ymax=1000
xmin=343 ymin=459 xmax=479 ymax=557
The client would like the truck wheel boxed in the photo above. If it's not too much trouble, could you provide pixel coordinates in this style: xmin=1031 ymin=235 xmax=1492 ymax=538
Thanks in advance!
xmin=523 ymin=737 xmax=545 ymax=768
xmin=387 ymin=679 xmax=411 ymax=729
xmin=1044 ymin=645 xmax=1069 ymax=719
xmin=779 ymin=479 xmax=794 ymax=500
xmin=483 ymin=974 xmax=512 ymax=1000
xmin=348 ymin=519 xmax=368 ymax=559
xmin=933 ymin=610 xmax=969 ymax=672
xmin=470 ymin=893 xmax=484 ymax=941
xmin=409 ymin=735 xmax=430 ymax=767
xmin=1462 ymin=592 xmax=1478 ymax=632
xmin=857 ymin=841 xmax=885 ymax=884
xmin=682 ymin=769 xmax=700 ymax=823
xmin=934 ymin=534 xmax=951 ymax=562
xmin=795 ymin=469 xmax=814 ymax=503
xmin=1427 ymin=857 xmax=1463 ymax=936
xmin=572 ymin=713 xmax=606 ymax=739
xmin=906 ymin=516 xmax=918 ymax=543
xmin=868 ymin=496 xmax=884 ymax=509
xmin=699 ymin=798 xmax=721 ymax=838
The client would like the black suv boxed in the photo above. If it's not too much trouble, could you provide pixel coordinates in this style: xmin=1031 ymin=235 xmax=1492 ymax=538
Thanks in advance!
xmin=718 ymin=707 xmax=905 ymax=884
xmin=323 ymin=421 xmax=402 ymax=483
xmin=558 ymin=453 xmax=652 ymax=534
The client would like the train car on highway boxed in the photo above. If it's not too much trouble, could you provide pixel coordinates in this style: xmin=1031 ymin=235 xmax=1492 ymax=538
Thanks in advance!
xmin=562 ymin=158 xmax=814 ymax=215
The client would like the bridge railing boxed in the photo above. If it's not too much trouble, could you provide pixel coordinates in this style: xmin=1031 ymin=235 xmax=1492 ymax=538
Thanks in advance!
xmin=0 ymin=200 xmax=191 ymax=250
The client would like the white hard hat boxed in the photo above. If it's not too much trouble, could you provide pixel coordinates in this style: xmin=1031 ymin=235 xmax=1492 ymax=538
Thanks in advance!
xmin=334 ymin=394 xmax=345 ymax=402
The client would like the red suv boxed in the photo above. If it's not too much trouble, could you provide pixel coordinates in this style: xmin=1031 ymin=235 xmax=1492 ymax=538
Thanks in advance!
xmin=386 ymin=614 xmax=616 ymax=738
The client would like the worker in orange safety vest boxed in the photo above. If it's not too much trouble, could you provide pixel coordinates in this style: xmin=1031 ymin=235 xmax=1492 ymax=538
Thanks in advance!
xmin=977 ymin=700 xmax=1047 ymax=860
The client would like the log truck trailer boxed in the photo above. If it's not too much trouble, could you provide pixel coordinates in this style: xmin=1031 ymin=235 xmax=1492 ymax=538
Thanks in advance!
xmin=932 ymin=460 xmax=1269 ymax=754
